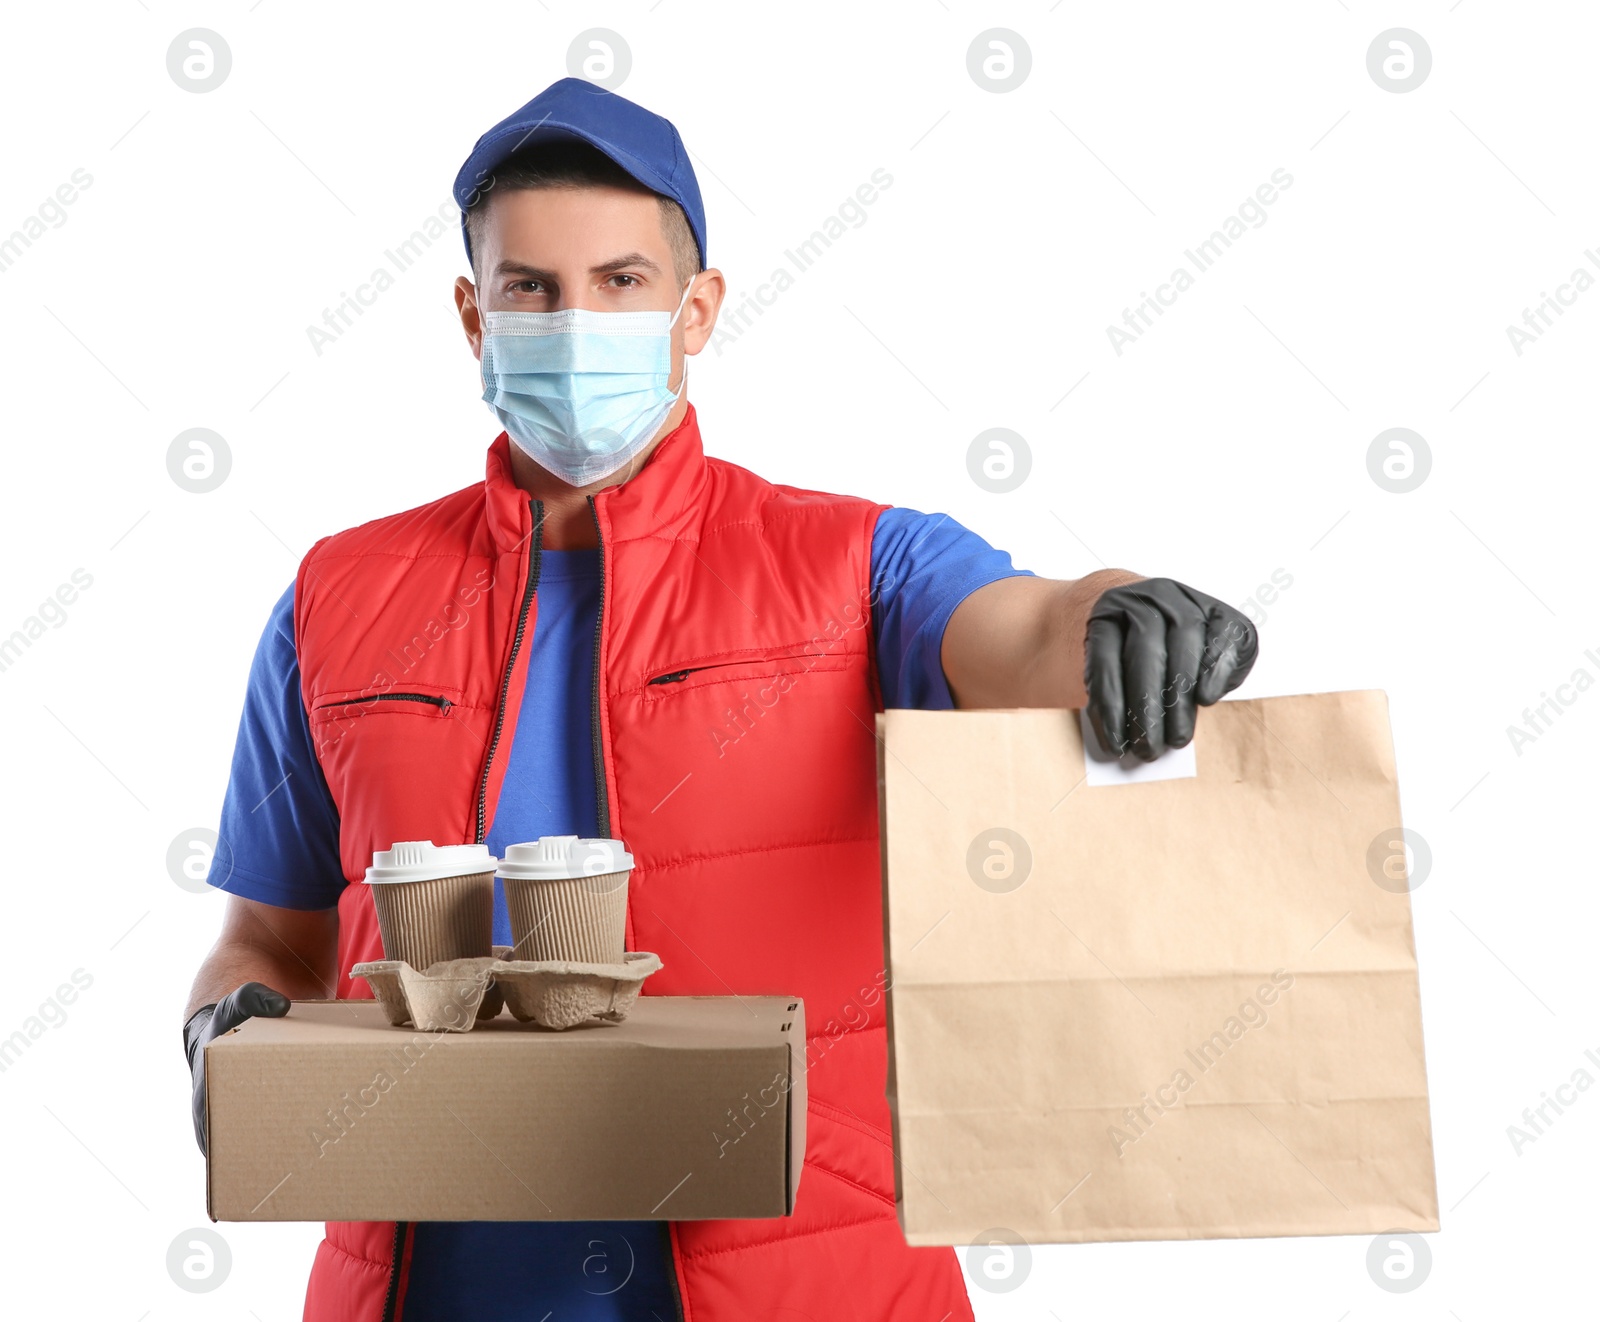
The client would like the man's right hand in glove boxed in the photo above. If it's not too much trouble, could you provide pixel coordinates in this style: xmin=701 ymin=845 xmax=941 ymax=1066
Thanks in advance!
xmin=184 ymin=894 xmax=339 ymax=1157
xmin=185 ymin=982 xmax=290 ymax=1156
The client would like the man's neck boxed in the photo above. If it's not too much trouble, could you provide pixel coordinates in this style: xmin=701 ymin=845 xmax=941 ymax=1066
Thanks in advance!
xmin=505 ymin=398 xmax=689 ymax=549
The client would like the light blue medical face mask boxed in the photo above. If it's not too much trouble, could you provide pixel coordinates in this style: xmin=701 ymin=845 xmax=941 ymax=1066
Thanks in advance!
xmin=480 ymin=278 xmax=695 ymax=487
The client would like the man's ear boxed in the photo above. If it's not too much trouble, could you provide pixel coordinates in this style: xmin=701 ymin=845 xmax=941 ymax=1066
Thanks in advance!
xmin=454 ymin=275 xmax=483 ymax=361
xmin=682 ymin=269 xmax=726 ymax=356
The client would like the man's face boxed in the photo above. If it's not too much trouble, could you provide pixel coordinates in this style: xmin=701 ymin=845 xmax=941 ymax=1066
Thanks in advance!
xmin=456 ymin=184 xmax=703 ymax=371
xmin=453 ymin=182 xmax=724 ymax=497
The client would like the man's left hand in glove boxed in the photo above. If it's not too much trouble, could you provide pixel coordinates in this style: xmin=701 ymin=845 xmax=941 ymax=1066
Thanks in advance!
xmin=940 ymin=570 xmax=1258 ymax=761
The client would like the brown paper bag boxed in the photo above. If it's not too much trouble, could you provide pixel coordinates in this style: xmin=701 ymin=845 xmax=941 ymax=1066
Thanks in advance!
xmin=877 ymin=690 xmax=1438 ymax=1245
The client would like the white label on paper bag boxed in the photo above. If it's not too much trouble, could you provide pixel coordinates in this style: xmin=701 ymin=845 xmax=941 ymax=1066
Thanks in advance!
xmin=1079 ymin=710 xmax=1198 ymax=787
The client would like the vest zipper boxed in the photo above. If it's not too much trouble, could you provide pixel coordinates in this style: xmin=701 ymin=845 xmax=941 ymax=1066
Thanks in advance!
xmin=592 ymin=498 xmax=681 ymax=1313
xmin=648 ymin=670 xmax=691 ymax=686
xmin=475 ymin=499 xmax=544 ymax=844
xmin=592 ymin=502 xmax=684 ymax=1305
xmin=586 ymin=494 xmax=610 ymax=838
xmin=315 ymin=692 xmax=453 ymax=711
xmin=379 ymin=503 xmax=543 ymax=1315
xmin=380 ymin=1220 xmax=406 ymax=1322
xmin=660 ymin=1221 xmax=687 ymax=1321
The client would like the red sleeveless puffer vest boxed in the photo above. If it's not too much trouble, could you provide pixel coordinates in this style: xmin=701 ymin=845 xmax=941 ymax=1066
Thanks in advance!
xmin=292 ymin=408 xmax=973 ymax=1321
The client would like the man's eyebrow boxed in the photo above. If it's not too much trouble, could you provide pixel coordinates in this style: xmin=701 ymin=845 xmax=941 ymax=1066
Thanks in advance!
xmin=491 ymin=253 xmax=664 ymax=281
xmin=493 ymin=260 xmax=556 ymax=281
xmin=590 ymin=252 xmax=662 ymax=276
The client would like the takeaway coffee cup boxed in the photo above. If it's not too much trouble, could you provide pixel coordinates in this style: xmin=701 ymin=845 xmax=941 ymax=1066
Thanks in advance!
xmin=365 ymin=841 xmax=497 ymax=972
xmin=497 ymin=836 xmax=634 ymax=964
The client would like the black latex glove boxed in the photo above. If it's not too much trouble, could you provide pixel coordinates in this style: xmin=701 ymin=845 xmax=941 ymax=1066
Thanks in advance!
xmin=1085 ymin=578 xmax=1259 ymax=762
xmin=184 ymin=982 xmax=290 ymax=1156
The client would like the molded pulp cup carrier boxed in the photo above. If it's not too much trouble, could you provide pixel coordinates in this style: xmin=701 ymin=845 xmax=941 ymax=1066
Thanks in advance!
xmin=497 ymin=835 xmax=634 ymax=964
xmin=364 ymin=841 xmax=496 ymax=972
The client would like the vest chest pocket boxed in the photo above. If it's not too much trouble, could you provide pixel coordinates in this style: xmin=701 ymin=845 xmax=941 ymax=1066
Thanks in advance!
xmin=308 ymin=689 xmax=460 ymax=759
xmin=306 ymin=687 xmax=487 ymax=842
xmin=317 ymin=691 xmax=455 ymax=714
xmin=642 ymin=650 xmax=854 ymax=699
xmin=633 ymin=649 xmax=871 ymax=776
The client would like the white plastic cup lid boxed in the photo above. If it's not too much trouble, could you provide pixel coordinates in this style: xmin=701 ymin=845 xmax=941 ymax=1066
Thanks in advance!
xmin=364 ymin=841 xmax=497 ymax=885
xmin=496 ymin=836 xmax=634 ymax=881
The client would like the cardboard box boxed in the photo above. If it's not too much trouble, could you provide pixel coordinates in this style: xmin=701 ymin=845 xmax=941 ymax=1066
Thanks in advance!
xmin=207 ymin=995 xmax=805 ymax=1222
xmin=878 ymin=694 xmax=1438 ymax=1245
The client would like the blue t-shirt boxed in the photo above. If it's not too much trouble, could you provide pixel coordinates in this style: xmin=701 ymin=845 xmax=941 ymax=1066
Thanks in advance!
xmin=207 ymin=506 xmax=1026 ymax=1321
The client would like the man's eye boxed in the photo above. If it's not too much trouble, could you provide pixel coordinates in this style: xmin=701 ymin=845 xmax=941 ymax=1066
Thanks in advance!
xmin=611 ymin=274 xmax=638 ymax=288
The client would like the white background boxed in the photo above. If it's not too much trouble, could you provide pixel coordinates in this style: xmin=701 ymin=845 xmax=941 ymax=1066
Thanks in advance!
xmin=0 ymin=1 xmax=1594 ymax=1317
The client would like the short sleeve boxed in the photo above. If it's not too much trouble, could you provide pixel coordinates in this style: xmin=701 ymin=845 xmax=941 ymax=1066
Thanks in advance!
xmin=206 ymin=583 xmax=345 ymax=910
xmin=871 ymin=507 xmax=1032 ymax=709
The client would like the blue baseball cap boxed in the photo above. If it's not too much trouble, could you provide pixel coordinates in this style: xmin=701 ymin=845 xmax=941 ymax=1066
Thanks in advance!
xmin=452 ymin=77 xmax=707 ymax=271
